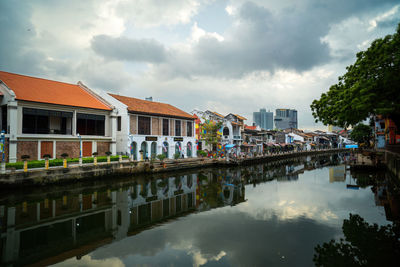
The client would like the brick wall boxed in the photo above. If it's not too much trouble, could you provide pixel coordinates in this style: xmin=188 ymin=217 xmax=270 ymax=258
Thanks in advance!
xmin=56 ymin=141 xmax=79 ymax=158
xmin=97 ymin=141 xmax=110 ymax=156
xmin=182 ymin=120 xmax=187 ymax=136
xmin=170 ymin=119 xmax=174 ymax=136
xmin=152 ymin=117 xmax=160 ymax=135
xmin=130 ymin=115 xmax=137 ymax=134
xmin=17 ymin=141 xmax=38 ymax=161
xmin=2 ymin=138 xmax=9 ymax=162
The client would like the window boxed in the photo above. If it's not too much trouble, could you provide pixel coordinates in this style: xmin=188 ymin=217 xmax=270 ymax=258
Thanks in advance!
xmin=1 ymin=106 xmax=7 ymax=133
xmin=187 ymin=121 xmax=193 ymax=137
xmin=138 ymin=116 xmax=151 ymax=135
xmin=117 ymin=116 xmax=121 ymax=131
xmin=76 ymin=113 xmax=105 ymax=136
xmin=162 ymin=119 xmax=169 ymax=136
xmin=175 ymin=120 xmax=181 ymax=136
xmin=23 ymin=108 xmax=72 ymax=134
xmin=223 ymin=127 xmax=229 ymax=136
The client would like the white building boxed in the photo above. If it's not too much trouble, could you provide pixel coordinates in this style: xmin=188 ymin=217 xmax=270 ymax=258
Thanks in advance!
xmin=0 ymin=71 xmax=116 ymax=162
xmin=191 ymin=110 xmax=245 ymax=154
xmin=105 ymin=94 xmax=196 ymax=160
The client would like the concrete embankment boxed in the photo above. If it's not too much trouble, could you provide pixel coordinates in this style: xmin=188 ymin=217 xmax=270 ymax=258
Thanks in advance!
xmin=0 ymin=148 xmax=349 ymax=187
xmin=383 ymin=150 xmax=400 ymax=180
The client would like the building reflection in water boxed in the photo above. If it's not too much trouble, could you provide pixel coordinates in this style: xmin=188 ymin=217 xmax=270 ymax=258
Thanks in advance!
xmin=0 ymin=153 xmax=347 ymax=266
xmin=329 ymin=165 xmax=346 ymax=183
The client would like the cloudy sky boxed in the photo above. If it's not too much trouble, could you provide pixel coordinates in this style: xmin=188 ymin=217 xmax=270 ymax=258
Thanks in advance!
xmin=1 ymin=0 xmax=399 ymax=129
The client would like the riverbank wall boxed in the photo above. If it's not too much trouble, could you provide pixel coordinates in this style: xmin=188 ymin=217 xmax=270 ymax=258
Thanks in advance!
xmin=0 ymin=148 xmax=349 ymax=187
xmin=384 ymin=150 xmax=400 ymax=180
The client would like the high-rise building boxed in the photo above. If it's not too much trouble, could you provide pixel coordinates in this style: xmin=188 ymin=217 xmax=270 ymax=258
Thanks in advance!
xmin=253 ymin=108 xmax=273 ymax=130
xmin=274 ymin=109 xmax=298 ymax=129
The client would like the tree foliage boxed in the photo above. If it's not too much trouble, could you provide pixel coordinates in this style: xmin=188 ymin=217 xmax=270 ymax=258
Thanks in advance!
xmin=199 ymin=120 xmax=223 ymax=146
xmin=314 ymin=214 xmax=400 ymax=267
xmin=350 ymin=123 xmax=372 ymax=145
xmin=311 ymin=23 xmax=400 ymax=128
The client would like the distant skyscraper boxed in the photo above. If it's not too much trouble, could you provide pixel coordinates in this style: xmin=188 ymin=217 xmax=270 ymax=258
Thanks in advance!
xmin=274 ymin=109 xmax=298 ymax=129
xmin=253 ymin=108 xmax=273 ymax=129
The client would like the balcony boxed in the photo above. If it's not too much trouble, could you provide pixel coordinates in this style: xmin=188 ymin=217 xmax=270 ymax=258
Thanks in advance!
xmin=233 ymin=135 xmax=242 ymax=140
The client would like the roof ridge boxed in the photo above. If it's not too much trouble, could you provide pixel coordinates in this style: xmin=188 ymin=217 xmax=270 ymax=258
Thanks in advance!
xmin=0 ymin=70 xmax=78 ymax=87
xmin=109 ymin=93 xmax=170 ymax=105
xmin=78 ymin=82 xmax=114 ymax=110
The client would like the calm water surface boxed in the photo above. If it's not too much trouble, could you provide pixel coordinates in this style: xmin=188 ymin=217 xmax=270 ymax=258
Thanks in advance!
xmin=0 ymin=154 xmax=396 ymax=266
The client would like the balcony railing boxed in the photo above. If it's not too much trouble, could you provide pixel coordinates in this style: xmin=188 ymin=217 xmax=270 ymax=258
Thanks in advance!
xmin=22 ymin=128 xmax=72 ymax=135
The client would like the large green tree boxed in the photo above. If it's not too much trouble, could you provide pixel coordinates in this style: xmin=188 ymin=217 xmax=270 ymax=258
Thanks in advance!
xmin=311 ymin=23 xmax=400 ymax=128
xmin=199 ymin=120 xmax=223 ymax=147
xmin=350 ymin=123 xmax=372 ymax=145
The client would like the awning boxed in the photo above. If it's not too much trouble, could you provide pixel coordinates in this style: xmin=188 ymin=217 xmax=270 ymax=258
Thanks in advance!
xmin=225 ymin=144 xmax=236 ymax=148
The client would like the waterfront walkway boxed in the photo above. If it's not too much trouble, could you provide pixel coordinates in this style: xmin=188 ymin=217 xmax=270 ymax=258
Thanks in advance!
xmin=0 ymin=148 xmax=349 ymax=187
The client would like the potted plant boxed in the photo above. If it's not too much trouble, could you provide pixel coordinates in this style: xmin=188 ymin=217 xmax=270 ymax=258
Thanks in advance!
xmin=157 ymin=154 xmax=167 ymax=168
xmin=92 ymin=152 xmax=98 ymax=165
xmin=43 ymin=154 xmax=51 ymax=170
xmin=105 ymin=151 xmax=112 ymax=164
xmin=61 ymin=153 xmax=68 ymax=168
xmin=21 ymin=155 xmax=30 ymax=172
xmin=174 ymin=153 xmax=180 ymax=161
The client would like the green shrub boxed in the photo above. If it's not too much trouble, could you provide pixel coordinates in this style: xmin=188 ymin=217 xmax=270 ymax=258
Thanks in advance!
xmin=197 ymin=150 xmax=207 ymax=157
xmin=174 ymin=153 xmax=180 ymax=160
xmin=156 ymin=154 xmax=166 ymax=161
xmin=6 ymin=155 xmax=128 ymax=169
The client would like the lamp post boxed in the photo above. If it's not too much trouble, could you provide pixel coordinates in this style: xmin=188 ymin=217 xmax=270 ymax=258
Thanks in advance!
xmin=1 ymin=130 xmax=5 ymax=174
xmin=77 ymin=133 xmax=82 ymax=166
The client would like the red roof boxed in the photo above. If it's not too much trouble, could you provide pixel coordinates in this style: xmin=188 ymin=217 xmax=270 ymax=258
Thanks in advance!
xmin=0 ymin=71 xmax=111 ymax=110
xmin=109 ymin=93 xmax=194 ymax=120
xmin=245 ymin=125 xmax=257 ymax=130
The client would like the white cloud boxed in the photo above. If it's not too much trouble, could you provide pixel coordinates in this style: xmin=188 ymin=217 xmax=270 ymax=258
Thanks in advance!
xmin=117 ymin=0 xmax=201 ymax=28
xmin=368 ymin=4 xmax=400 ymax=30
xmin=31 ymin=0 xmax=125 ymax=48
xmin=190 ymin=22 xmax=224 ymax=42
xmin=189 ymin=250 xmax=227 ymax=267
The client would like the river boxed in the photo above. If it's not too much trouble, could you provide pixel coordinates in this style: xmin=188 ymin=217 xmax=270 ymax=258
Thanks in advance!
xmin=0 ymin=153 xmax=397 ymax=266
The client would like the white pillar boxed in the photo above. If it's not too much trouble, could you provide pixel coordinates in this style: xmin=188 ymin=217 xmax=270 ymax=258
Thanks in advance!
xmin=8 ymin=101 xmax=18 ymax=163
xmin=110 ymin=110 xmax=117 ymax=155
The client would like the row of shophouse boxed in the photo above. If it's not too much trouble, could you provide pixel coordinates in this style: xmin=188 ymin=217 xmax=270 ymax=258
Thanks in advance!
xmin=0 ymin=70 xmax=373 ymax=163
xmin=0 ymin=71 xmax=196 ymax=162
xmin=191 ymin=109 xmax=353 ymax=157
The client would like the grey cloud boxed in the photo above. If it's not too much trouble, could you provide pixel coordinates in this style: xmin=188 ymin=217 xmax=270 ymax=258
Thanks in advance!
xmin=91 ymin=35 xmax=167 ymax=63
xmin=154 ymin=0 xmax=399 ymax=79
xmin=0 ymin=1 xmax=43 ymax=75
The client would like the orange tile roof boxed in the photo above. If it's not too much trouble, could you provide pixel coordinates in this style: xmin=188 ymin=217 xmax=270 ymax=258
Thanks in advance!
xmin=235 ymin=114 xmax=247 ymax=120
xmin=109 ymin=93 xmax=194 ymax=119
xmin=245 ymin=124 xmax=257 ymax=130
xmin=212 ymin=111 xmax=225 ymax=118
xmin=0 ymin=71 xmax=111 ymax=110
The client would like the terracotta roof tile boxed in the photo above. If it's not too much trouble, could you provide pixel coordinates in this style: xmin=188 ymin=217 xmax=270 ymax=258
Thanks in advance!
xmin=245 ymin=124 xmax=257 ymax=130
xmin=212 ymin=111 xmax=225 ymax=118
xmin=109 ymin=93 xmax=194 ymax=119
xmin=235 ymin=114 xmax=247 ymax=120
xmin=0 ymin=71 xmax=111 ymax=110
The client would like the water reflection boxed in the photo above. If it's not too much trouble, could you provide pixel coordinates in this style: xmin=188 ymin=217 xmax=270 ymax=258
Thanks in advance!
xmin=314 ymin=213 xmax=400 ymax=267
xmin=0 ymin=153 xmax=393 ymax=266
